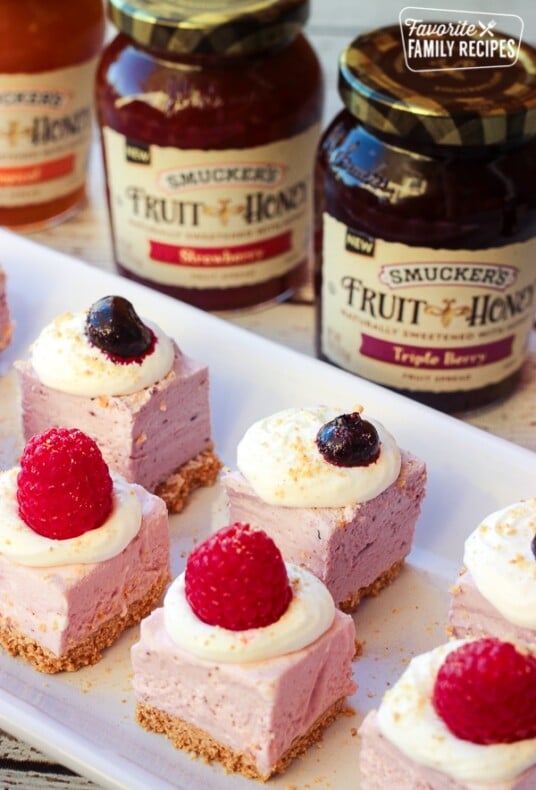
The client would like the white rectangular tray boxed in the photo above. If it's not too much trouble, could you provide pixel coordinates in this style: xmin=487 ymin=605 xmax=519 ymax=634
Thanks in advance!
xmin=0 ymin=229 xmax=534 ymax=789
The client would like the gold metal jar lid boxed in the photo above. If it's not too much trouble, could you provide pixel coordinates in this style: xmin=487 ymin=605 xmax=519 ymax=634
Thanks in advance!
xmin=339 ymin=24 xmax=536 ymax=147
xmin=108 ymin=0 xmax=309 ymax=55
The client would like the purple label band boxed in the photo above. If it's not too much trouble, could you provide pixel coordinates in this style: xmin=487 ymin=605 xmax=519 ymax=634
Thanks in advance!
xmin=360 ymin=334 xmax=514 ymax=370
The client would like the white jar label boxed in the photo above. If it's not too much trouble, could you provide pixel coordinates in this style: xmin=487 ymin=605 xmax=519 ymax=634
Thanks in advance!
xmin=102 ymin=125 xmax=319 ymax=289
xmin=0 ymin=59 xmax=98 ymax=207
xmin=320 ymin=213 xmax=536 ymax=393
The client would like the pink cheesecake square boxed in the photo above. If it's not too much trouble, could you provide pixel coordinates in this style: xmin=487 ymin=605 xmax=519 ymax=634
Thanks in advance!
xmin=132 ymin=606 xmax=356 ymax=780
xmin=223 ymin=449 xmax=427 ymax=611
xmin=132 ymin=521 xmax=357 ymax=780
xmin=0 ymin=484 xmax=170 ymax=673
xmin=16 ymin=345 xmax=221 ymax=513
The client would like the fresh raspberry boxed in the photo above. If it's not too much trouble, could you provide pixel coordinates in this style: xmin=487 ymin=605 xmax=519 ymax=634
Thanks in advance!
xmin=432 ymin=638 xmax=536 ymax=744
xmin=184 ymin=523 xmax=293 ymax=631
xmin=17 ymin=427 xmax=113 ymax=540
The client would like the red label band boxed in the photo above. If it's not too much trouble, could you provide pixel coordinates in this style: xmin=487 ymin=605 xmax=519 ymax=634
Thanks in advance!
xmin=0 ymin=154 xmax=75 ymax=187
xmin=149 ymin=231 xmax=292 ymax=268
xmin=360 ymin=334 xmax=514 ymax=370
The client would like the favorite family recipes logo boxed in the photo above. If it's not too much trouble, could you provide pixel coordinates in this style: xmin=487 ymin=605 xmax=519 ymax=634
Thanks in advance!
xmin=399 ymin=7 xmax=524 ymax=71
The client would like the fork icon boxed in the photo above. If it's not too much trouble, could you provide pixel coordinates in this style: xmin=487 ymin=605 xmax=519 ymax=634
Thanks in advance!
xmin=478 ymin=19 xmax=496 ymax=36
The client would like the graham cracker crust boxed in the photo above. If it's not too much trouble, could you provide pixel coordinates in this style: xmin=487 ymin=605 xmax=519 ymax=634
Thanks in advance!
xmin=156 ymin=446 xmax=222 ymax=513
xmin=0 ymin=570 xmax=170 ymax=674
xmin=338 ymin=558 xmax=405 ymax=613
xmin=136 ymin=695 xmax=349 ymax=781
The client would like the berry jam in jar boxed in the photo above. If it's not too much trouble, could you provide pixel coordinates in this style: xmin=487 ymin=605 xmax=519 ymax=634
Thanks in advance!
xmin=315 ymin=25 xmax=536 ymax=412
xmin=96 ymin=0 xmax=323 ymax=311
xmin=0 ymin=0 xmax=105 ymax=230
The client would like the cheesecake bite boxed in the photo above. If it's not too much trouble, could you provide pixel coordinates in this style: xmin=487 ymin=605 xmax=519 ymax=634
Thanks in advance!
xmin=132 ymin=522 xmax=357 ymax=781
xmin=0 ymin=427 xmax=170 ymax=673
xmin=359 ymin=638 xmax=536 ymax=789
xmin=15 ymin=295 xmax=221 ymax=512
xmin=223 ymin=406 xmax=427 ymax=611
xmin=448 ymin=498 xmax=536 ymax=644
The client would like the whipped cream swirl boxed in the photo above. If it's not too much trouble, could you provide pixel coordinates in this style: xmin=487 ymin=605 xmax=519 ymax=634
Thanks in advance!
xmin=464 ymin=498 xmax=536 ymax=629
xmin=377 ymin=640 xmax=536 ymax=783
xmin=29 ymin=309 xmax=175 ymax=396
xmin=164 ymin=562 xmax=335 ymax=663
xmin=0 ymin=469 xmax=142 ymax=567
xmin=236 ymin=405 xmax=401 ymax=507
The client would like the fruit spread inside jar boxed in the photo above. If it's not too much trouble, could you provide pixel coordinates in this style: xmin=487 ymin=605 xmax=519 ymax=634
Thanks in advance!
xmin=96 ymin=0 xmax=323 ymax=311
xmin=0 ymin=0 xmax=105 ymax=230
xmin=315 ymin=25 xmax=536 ymax=412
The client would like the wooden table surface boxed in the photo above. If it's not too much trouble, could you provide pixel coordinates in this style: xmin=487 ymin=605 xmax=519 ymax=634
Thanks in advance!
xmin=1 ymin=2 xmax=536 ymax=787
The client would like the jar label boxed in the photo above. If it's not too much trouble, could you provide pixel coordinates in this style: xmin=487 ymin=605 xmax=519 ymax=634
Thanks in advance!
xmin=0 ymin=59 xmax=98 ymax=206
xmin=320 ymin=213 xmax=536 ymax=393
xmin=102 ymin=125 xmax=319 ymax=289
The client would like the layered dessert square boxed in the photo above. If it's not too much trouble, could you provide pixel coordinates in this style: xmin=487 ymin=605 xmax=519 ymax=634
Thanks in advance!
xmin=132 ymin=523 xmax=357 ymax=780
xmin=223 ymin=406 xmax=427 ymax=611
xmin=0 ymin=264 xmax=13 ymax=351
xmin=359 ymin=638 xmax=536 ymax=789
xmin=0 ymin=427 xmax=170 ymax=673
xmin=448 ymin=498 xmax=536 ymax=645
xmin=15 ymin=295 xmax=221 ymax=512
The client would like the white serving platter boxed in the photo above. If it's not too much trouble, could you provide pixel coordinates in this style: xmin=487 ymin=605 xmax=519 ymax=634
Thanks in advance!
xmin=0 ymin=228 xmax=534 ymax=789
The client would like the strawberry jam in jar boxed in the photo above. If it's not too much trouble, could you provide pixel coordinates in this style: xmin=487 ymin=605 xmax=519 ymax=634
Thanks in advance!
xmin=97 ymin=0 xmax=323 ymax=311
xmin=316 ymin=25 xmax=536 ymax=412
xmin=0 ymin=0 xmax=105 ymax=230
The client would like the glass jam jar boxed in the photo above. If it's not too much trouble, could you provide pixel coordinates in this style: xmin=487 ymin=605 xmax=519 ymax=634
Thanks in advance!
xmin=96 ymin=0 xmax=323 ymax=312
xmin=0 ymin=0 xmax=105 ymax=230
xmin=315 ymin=25 xmax=536 ymax=412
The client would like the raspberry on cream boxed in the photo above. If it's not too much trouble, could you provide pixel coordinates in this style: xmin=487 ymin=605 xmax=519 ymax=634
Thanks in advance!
xmin=164 ymin=563 xmax=335 ymax=663
xmin=29 ymin=309 xmax=174 ymax=397
xmin=184 ymin=522 xmax=292 ymax=631
xmin=236 ymin=405 xmax=401 ymax=507
xmin=0 ymin=427 xmax=170 ymax=673
xmin=373 ymin=640 xmax=536 ymax=784
xmin=0 ymin=468 xmax=142 ymax=567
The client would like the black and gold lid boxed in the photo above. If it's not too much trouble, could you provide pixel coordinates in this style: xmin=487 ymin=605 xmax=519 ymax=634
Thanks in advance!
xmin=339 ymin=25 xmax=536 ymax=147
xmin=108 ymin=0 xmax=309 ymax=56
